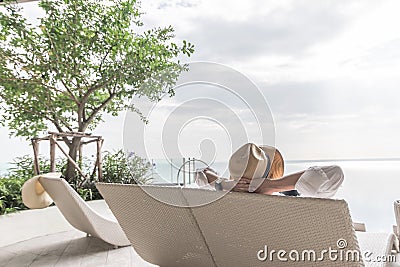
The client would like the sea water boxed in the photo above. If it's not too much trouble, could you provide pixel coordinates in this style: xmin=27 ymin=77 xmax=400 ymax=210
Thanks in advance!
xmin=0 ymin=162 xmax=10 ymax=176
xmin=150 ymin=159 xmax=400 ymax=232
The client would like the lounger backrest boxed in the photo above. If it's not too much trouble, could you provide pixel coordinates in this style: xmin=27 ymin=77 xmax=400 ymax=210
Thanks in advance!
xmin=97 ymin=184 xmax=363 ymax=267
xmin=183 ymin=188 xmax=363 ymax=267
xmin=39 ymin=176 xmax=97 ymax=235
xmin=96 ymin=183 xmax=217 ymax=267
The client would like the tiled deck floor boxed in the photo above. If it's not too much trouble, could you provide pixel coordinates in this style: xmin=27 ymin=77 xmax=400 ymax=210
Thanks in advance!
xmin=0 ymin=229 xmax=157 ymax=267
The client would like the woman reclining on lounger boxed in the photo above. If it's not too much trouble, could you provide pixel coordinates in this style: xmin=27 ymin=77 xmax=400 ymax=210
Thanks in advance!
xmin=200 ymin=143 xmax=344 ymax=198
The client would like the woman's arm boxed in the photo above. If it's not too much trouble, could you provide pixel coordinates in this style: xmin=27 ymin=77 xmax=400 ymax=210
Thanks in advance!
xmin=232 ymin=171 xmax=305 ymax=194
xmin=203 ymin=169 xmax=235 ymax=191
xmin=204 ymin=168 xmax=305 ymax=194
xmin=203 ymin=169 xmax=219 ymax=183
xmin=205 ymin=165 xmax=344 ymax=197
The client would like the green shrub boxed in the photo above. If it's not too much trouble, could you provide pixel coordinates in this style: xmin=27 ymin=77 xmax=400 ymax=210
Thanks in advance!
xmin=0 ymin=155 xmax=61 ymax=215
xmin=76 ymin=150 xmax=152 ymax=200
xmin=0 ymin=150 xmax=152 ymax=215
xmin=7 ymin=155 xmax=67 ymax=180
xmin=0 ymin=177 xmax=27 ymax=214
xmin=102 ymin=150 xmax=152 ymax=184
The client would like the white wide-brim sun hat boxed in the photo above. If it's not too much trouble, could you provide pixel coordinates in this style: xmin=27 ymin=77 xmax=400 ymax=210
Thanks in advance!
xmin=228 ymin=143 xmax=284 ymax=180
xmin=21 ymin=173 xmax=61 ymax=209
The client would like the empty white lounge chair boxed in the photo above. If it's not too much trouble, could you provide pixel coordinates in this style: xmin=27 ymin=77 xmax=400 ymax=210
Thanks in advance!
xmin=39 ymin=173 xmax=130 ymax=247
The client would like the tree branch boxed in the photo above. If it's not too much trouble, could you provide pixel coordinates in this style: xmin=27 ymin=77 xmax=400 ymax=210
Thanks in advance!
xmin=98 ymin=49 xmax=111 ymax=74
xmin=0 ymin=90 xmax=73 ymax=142
xmin=42 ymin=25 xmax=80 ymax=105
xmin=60 ymin=79 xmax=80 ymax=104
xmin=82 ymin=75 xmax=116 ymax=103
xmin=0 ymin=66 xmax=79 ymax=105
xmin=83 ymin=92 xmax=117 ymax=127
xmin=81 ymin=61 xmax=140 ymax=104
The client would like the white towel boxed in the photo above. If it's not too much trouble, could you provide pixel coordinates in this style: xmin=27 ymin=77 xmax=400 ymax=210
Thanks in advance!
xmin=295 ymin=165 xmax=344 ymax=198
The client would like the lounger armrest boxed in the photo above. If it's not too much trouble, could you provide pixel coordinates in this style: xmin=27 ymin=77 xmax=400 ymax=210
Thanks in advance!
xmin=356 ymin=232 xmax=399 ymax=266
xmin=353 ymin=222 xmax=366 ymax=232
xmin=394 ymin=200 xmax=400 ymax=238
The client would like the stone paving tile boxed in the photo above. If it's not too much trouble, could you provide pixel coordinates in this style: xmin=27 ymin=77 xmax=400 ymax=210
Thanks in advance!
xmin=29 ymin=254 xmax=60 ymax=267
xmin=0 ymin=229 xmax=158 ymax=267
xmin=2 ymin=251 xmax=38 ymax=267
xmin=0 ymin=249 xmax=17 ymax=267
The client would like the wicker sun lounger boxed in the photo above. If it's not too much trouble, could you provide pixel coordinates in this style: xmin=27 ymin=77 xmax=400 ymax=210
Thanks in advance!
xmin=39 ymin=173 xmax=130 ymax=247
xmin=96 ymin=183 xmax=399 ymax=267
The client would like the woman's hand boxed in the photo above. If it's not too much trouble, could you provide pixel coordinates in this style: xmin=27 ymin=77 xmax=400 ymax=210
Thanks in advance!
xmin=203 ymin=169 xmax=219 ymax=183
xmin=231 ymin=177 xmax=252 ymax=193
xmin=232 ymin=177 xmax=277 ymax=195
xmin=231 ymin=171 xmax=305 ymax=195
xmin=232 ymin=177 xmax=272 ymax=194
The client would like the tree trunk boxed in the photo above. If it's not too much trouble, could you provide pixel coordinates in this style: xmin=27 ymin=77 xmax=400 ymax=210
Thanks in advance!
xmin=65 ymin=137 xmax=82 ymax=182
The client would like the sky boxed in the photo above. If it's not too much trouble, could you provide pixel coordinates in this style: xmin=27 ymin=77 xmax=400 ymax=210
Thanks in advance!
xmin=1 ymin=0 xmax=400 ymax=165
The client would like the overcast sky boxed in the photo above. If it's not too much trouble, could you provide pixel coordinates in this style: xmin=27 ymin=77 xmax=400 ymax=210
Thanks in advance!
xmin=1 ymin=0 xmax=400 ymax=164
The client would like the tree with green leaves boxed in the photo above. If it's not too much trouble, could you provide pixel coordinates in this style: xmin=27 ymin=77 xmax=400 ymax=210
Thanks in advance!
xmin=0 ymin=0 xmax=194 ymax=180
